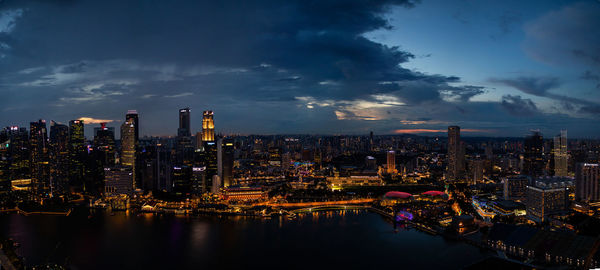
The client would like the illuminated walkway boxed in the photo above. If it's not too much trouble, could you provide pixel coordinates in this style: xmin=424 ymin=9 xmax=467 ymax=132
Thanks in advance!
xmin=256 ymin=198 xmax=375 ymax=208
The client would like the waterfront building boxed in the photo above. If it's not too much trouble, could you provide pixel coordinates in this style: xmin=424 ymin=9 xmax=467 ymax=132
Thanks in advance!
xmin=103 ymin=166 xmax=133 ymax=196
xmin=222 ymin=186 xmax=267 ymax=202
xmin=93 ymin=123 xmax=116 ymax=167
xmin=575 ymin=163 xmax=600 ymax=202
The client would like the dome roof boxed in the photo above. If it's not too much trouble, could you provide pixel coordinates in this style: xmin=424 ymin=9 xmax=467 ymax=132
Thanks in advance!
xmin=421 ymin=190 xmax=446 ymax=197
xmin=384 ymin=191 xmax=412 ymax=199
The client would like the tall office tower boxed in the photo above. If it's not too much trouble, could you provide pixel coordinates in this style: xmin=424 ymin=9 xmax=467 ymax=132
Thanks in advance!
xmin=202 ymin=111 xmax=215 ymax=142
xmin=386 ymin=150 xmax=395 ymax=174
xmin=103 ymin=167 xmax=133 ymax=196
xmin=191 ymin=166 xmax=206 ymax=195
xmin=30 ymin=119 xmax=50 ymax=195
xmin=203 ymin=141 xmax=218 ymax=191
xmin=485 ymin=143 xmax=493 ymax=160
xmin=49 ymin=121 xmax=69 ymax=192
xmin=126 ymin=110 xmax=139 ymax=143
xmin=268 ymin=147 xmax=282 ymax=166
xmin=218 ymin=138 xmax=234 ymax=188
xmin=178 ymin=108 xmax=191 ymax=137
xmin=369 ymin=131 xmax=374 ymax=151
xmin=68 ymin=120 xmax=85 ymax=188
xmin=524 ymin=131 xmax=544 ymax=178
xmin=447 ymin=126 xmax=464 ymax=181
xmin=575 ymin=163 xmax=600 ymax=202
xmin=553 ymin=130 xmax=568 ymax=177
xmin=503 ymin=175 xmax=529 ymax=201
xmin=0 ymin=130 xmax=9 ymax=191
xmin=5 ymin=127 xmax=30 ymax=182
xmin=176 ymin=108 xmax=194 ymax=166
xmin=172 ymin=165 xmax=192 ymax=196
xmin=93 ymin=123 xmax=116 ymax=167
xmin=120 ymin=114 xmax=136 ymax=189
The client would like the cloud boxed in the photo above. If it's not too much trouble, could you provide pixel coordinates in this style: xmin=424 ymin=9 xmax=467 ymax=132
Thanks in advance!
xmin=523 ymin=2 xmax=600 ymax=70
xmin=78 ymin=117 xmax=115 ymax=124
xmin=164 ymin=92 xmax=193 ymax=98
xmin=393 ymin=128 xmax=493 ymax=134
xmin=489 ymin=76 xmax=560 ymax=96
xmin=500 ymin=95 xmax=538 ymax=116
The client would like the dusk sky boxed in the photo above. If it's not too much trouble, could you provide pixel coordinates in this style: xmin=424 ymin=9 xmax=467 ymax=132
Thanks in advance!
xmin=0 ymin=0 xmax=599 ymax=138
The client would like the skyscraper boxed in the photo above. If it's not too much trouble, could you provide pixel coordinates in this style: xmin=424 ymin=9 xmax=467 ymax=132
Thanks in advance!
xmin=386 ymin=150 xmax=395 ymax=174
xmin=202 ymin=111 xmax=214 ymax=142
xmin=126 ymin=110 xmax=139 ymax=143
xmin=120 ymin=113 xmax=136 ymax=189
xmin=68 ymin=120 xmax=85 ymax=188
xmin=30 ymin=119 xmax=50 ymax=195
xmin=575 ymin=163 xmax=600 ymax=202
xmin=178 ymin=108 xmax=191 ymax=137
xmin=93 ymin=123 xmax=116 ymax=167
xmin=217 ymin=138 xmax=234 ymax=188
xmin=524 ymin=131 xmax=544 ymax=178
xmin=553 ymin=130 xmax=568 ymax=177
xmin=447 ymin=126 xmax=464 ymax=181
xmin=50 ymin=121 xmax=69 ymax=192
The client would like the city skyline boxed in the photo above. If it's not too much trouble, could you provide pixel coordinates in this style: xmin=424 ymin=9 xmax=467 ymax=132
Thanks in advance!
xmin=0 ymin=1 xmax=599 ymax=137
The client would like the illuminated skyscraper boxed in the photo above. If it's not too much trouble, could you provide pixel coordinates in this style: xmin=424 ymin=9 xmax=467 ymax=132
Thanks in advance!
xmin=553 ymin=130 xmax=568 ymax=177
xmin=50 ymin=121 xmax=69 ymax=192
xmin=575 ymin=163 xmax=600 ymax=202
xmin=202 ymin=111 xmax=214 ymax=142
xmin=68 ymin=120 xmax=85 ymax=187
xmin=0 ymin=130 xmax=9 ymax=191
xmin=386 ymin=150 xmax=395 ymax=174
xmin=30 ymin=119 xmax=50 ymax=195
xmin=120 ymin=113 xmax=136 ymax=189
xmin=447 ymin=126 xmax=464 ymax=181
xmin=178 ymin=108 xmax=191 ymax=137
xmin=126 ymin=110 xmax=139 ymax=143
xmin=217 ymin=138 xmax=234 ymax=188
xmin=7 ymin=126 xmax=30 ymax=183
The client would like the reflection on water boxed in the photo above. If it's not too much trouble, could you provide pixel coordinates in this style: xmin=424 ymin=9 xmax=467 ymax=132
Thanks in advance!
xmin=0 ymin=209 xmax=490 ymax=269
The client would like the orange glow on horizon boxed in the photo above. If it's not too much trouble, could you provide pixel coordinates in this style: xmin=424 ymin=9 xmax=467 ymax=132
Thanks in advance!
xmin=393 ymin=128 xmax=494 ymax=134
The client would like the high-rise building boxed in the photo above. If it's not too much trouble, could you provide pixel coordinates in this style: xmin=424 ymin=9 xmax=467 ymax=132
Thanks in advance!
xmin=68 ymin=120 xmax=85 ymax=188
xmin=0 ymin=131 xmax=10 ymax=192
xmin=202 ymin=111 xmax=214 ymax=142
xmin=7 ymin=127 xmax=30 ymax=184
xmin=526 ymin=184 xmax=566 ymax=223
xmin=469 ymin=159 xmax=484 ymax=185
xmin=203 ymin=141 xmax=218 ymax=191
xmin=524 ymin=131 xmax=544 ymax=178
xmin=386 ymin=150 xmax=395 ymax=174
xmin=50 ymin=121 xmax=69 ymax=192
xmin=503 ymin=175 xmax=529 ymax=201
xmin=178 ymin=108 xmax=191 ymax=137
xmin=219 ymin=138 xmax=234 ymax=188
xmin=93 ymin=123 xmax=116 ymax=167
xmin=553 ymin=130 xmax=568 ymax=177
xmin=126 ymin=110 xmax=139 ymax=143
xmin=575 ymin=163 xmax=600 ymax=202
xmin=30 ymin=120 xmax=50 ymax=195
xmin=447 ymin=126 xmax=464 ymax=181
xmin=104 ymin=166 xmax=133 ymax=196
xmin=120 ymin=113 xmax=136 ymax=189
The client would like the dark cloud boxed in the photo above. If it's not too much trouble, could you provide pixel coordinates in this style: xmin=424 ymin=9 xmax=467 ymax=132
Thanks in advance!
xmin=523 ymin=2 xmax=600 ymax=70
xmin=489 ymin=76 xmax=560 ymax=96
xmin=501 ymin=95 xmax=538 ymax=116
xmin=581 ymin=70 xmax=600 ymax=89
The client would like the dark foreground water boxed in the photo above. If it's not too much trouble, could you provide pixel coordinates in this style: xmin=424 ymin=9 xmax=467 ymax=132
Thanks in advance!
xmin=0 ymin=209 xmax=490 ymax=269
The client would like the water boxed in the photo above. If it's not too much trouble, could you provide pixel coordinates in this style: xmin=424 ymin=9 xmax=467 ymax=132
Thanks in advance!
xmin=0 ymin=209 xmax=490 ymax=269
